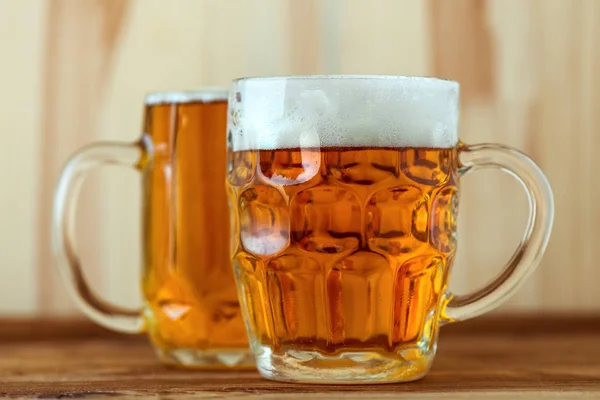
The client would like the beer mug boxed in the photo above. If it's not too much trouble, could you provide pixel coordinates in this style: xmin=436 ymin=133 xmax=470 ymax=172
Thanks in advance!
xmin=53 ymin=89 xmax=253 ymax=368
xmin=226 ymin=76 xmax=554 ymax=383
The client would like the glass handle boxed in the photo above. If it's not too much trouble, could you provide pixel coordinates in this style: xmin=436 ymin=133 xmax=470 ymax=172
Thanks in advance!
xmin=444 ymin=143 xmax=554 ymax=322
xmin=52 ymin=140 xmax=149 ymax=333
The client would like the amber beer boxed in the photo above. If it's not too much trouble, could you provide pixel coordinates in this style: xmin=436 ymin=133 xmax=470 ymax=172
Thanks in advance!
xmin=228 ymin=145 xmax=457 ymax=375
xmin=142 ymin=91 xmax=249 ymax=366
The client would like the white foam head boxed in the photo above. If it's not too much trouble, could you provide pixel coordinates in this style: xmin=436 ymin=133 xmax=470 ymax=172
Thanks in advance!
xmin=228 ymin=75 xmax=459 ymax=151
xmin=145 ymin=87 xmax=228 ymax=105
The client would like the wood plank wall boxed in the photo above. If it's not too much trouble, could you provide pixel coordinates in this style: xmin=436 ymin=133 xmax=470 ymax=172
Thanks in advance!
xmin=1 ymin=0 xmax=598 ymax=316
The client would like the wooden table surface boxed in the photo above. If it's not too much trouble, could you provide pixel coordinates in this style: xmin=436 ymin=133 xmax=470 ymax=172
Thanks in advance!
xmin=1 ymin=317 xmax=599 ymax=399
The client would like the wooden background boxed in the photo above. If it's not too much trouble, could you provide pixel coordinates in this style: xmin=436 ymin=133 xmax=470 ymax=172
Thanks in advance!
xmin=1 ymin=0 xmax=598 ymax=317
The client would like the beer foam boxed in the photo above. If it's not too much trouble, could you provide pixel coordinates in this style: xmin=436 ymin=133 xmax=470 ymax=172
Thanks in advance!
xmin=228 ymin=76 xmax=459 ymax=151
xmin=145 ymin=88 xmax=228 ymax=105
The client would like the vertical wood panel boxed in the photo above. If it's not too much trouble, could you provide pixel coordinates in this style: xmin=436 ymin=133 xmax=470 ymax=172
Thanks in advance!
xmin=288 ymin=0 xmax=321 ymax=74
xmin=198 ymin=0 xmax=293 ymax=84
xmin=0 ymin=0 xmax=47 ymax=315
xmin=337 ymin=0 xmax=430 ymax=76
xmin=578 ymin=0 xmax=600 ymax=308
xmin=531 ymin=0 xmax=600 ymax=310
xmin=1 ymin=0 xmax=599 ymax=315
xmin=431 ymin=0 xmax=496 ymax=100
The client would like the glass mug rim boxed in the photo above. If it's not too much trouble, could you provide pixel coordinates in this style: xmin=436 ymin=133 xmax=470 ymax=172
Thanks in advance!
xmin=144 ymin=87 xmax=229 ymax=105
xmin=232 ymin=74 xmax=459 ymax=87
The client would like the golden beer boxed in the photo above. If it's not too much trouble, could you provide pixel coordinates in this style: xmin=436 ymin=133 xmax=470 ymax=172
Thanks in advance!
xmin=228 ymin=145 xmax=458 ymax=379
xmin=143 ymin=92 xmax=250 ymax=367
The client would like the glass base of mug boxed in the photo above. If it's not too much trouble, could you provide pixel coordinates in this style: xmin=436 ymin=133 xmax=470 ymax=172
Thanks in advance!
xmin=254 ymin=344 xmax=435 ymax=384
xmin=155 ymin=347 xmax=255 ymax=370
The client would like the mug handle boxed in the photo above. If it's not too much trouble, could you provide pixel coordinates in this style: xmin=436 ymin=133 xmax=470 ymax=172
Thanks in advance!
xmin=443 ymin=143 xmax=554 ymax=322
xmin=52 ymin=139 xmax=150 ymax=333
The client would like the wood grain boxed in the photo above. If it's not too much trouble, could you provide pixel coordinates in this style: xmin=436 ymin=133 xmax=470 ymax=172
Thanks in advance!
xmin=289 ymin=0 xmax=322 ymax=74
xmin=0 ymin=0 xmax=46 ymax=316
xmin=1 ymin=318 xmax=599 ymax=399
xmin=1 ymin=0 xmax=599 ymax=315
xmin=430 ymin=0 xmax=496 ymax=101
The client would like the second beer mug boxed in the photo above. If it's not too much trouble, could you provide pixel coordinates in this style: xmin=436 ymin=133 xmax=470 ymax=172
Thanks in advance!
xmin=53 ymin=89 xmax=253 ymax=368
xmin=226 ymin=76 xmax=554 ymax=383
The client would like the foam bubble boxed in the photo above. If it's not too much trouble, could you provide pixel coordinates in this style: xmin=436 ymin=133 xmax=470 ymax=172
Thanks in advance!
xmin=145 ymin=88 xmax=228 ymax=105
xmin=228 ymin=76 xmax=459 ymax=151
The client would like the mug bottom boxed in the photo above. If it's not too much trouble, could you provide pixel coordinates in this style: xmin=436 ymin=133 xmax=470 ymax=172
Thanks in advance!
xmin=254 ymin=344 xmax=435 ymax=384
xmin=155 ymin=347 xmax=255 ymax=370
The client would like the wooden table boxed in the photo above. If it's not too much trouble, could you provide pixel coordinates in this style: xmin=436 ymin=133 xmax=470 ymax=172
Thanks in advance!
xmin=1 ymin=317 xmax=599 ymax=399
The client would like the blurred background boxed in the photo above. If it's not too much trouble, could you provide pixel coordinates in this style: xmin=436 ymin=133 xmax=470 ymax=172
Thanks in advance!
xmin=1 ymin=0 xmax=598 ymax=318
